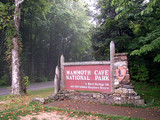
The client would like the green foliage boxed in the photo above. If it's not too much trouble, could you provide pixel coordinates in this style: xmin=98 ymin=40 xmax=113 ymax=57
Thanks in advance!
xmin=0 ymin=0 xmax=93 ymax=85
xmin=111 ymin=0 xmax=160 ymax=63
xmin=20 ymin=0 xmax=93 ymax=81
xmin=0 ymin=2 xmax=17 ymax=63
xmin=22 ymin=76 xmax=30 ymax=88
xmin=92 ymin=0 xmax=160 ymax=84
xmin=131 ymin=26 xmax=160 ymax=62
xmin=133 ymin=82 xmax=160 ymax=108
xmin=154 ymin=54 xmax=160 ymax=62
xmin=129 ymin=61 xmax=149 ymax=82
xmin=91 ymin=0 xmax=134 ymax=60
xmin=0 ymin=74 xmax=8 ymax=86
xmin=21 ymin=76 xmax=30 ymax=94
xmin=0 ymin=2 xmax=14 ymax=30
xmin=141 ymin=0 xmax=160 ymax=15
xmin=111 ymin=0 xmax=160 ymax=17
xmin=38 ymin=76 xmax=48 ymax=82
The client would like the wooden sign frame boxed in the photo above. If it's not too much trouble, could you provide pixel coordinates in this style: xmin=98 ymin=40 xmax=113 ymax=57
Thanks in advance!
xmin=60 ymin=41 xmax=115 ymax=93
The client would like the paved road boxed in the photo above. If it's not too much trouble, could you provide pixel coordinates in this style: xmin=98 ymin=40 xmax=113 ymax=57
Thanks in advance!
xmin=0 ymin=81 xmax=54 ymax=96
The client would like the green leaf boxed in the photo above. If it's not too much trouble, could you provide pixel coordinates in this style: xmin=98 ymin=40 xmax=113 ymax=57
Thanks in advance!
xmin=154 ymin=54 xmax=160 ymax=62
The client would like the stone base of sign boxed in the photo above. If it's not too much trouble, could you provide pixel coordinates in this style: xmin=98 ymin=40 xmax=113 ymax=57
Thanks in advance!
xmin=48 ymin=89 xmax=144 ymax=106
xmin=47 ymin=52 xmax=145 ymax=106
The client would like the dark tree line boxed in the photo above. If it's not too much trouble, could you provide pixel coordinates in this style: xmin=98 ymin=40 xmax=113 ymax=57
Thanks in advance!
xmin=0 ymin=0 xmax=93 ymax=88
xmin=91 ymin=0 xmax=160 ymax=84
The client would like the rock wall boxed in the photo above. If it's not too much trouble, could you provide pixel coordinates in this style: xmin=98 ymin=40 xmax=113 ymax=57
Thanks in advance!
xmin=49 ymin=53 xmax=145 ymax=106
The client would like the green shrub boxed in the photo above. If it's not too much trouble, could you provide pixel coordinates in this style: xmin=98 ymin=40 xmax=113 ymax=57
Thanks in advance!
xmin=40 ymin=76 xmax=48 ymax=82
xmin=130 ymin=61 xmax=149 ymax=82
xmin=21 ymin=76 xmax=30 ymax=94
xmin=0 ymin=74 xmax=8 ymax=86
xmin=33 ymin=76 xmax=48 ymax=82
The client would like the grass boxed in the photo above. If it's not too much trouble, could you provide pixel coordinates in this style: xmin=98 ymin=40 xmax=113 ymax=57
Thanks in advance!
xmin=133 ymin=82 xmax=160 ymax=108
xmin=0 ymin=87 xmax=54 ymax=101
xmin=0 ymin=88 xmax=54 ymax=120
xmin=0 ymin=87 xmax=143 ymax=120
xmin=28 ymin=87 xmax=54 ymax=97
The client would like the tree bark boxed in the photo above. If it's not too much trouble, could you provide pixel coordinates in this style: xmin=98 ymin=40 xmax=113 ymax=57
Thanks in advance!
xmin=11 ymin=0 xmax=24 ymax=95
xmin=11 ymin=37 xmax=21 ymax=95
xmin=47 ymin=29 xmax=54 ymax=79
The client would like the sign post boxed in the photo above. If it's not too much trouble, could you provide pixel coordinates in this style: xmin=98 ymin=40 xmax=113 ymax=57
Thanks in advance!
xmin=60 ymin=41 xmax=115 ymax=93
xmin=110 ymin=41 xmax=115 ymax=93
xmin=60 ymin=55 xmax=65 ymax=89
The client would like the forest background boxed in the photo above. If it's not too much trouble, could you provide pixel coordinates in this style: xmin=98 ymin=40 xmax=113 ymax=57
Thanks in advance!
xmin=0 ymin=0 xmax=160 ymax=88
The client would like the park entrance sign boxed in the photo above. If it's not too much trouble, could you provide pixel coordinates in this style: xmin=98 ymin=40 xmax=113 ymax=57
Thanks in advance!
xmin=60 ymin=41 xmax=115 ymax=93
xmin=51 ymin=41 xmax=145 ymax=106
xmin=65 ymin=63 xmax=111 ymax=92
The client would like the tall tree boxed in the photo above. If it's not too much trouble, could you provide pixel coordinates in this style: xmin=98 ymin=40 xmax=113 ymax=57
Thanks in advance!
xmin=91 ymin=0 xmax=134 ymax=60
xmin=20 ymin=0 xmax=92 ymax=81
xmin=11 ymin=0 xmax=24 ymax=95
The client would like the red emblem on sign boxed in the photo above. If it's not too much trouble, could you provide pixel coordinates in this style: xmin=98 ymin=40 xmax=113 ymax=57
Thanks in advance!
xmin=116 ymin=67 xmax=126 ymax=81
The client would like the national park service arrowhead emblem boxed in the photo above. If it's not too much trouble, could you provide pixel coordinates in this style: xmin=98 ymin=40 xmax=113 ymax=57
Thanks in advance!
xmin=116 ymin=67 xmax=126 ymax=81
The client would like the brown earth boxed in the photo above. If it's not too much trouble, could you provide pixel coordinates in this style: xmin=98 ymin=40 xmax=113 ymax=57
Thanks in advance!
xmin=19 ymin=111 xmax=101 ymax=120
xmin=45 ymin=100 xmax=160 ymax=120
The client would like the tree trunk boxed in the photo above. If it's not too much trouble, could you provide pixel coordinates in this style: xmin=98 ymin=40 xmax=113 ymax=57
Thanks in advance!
xmin=11 ymin=0 xmax=24 ymax=95
xmin=47 ymin=26 xmax=58 ymax=80
xmin=11 ymin=37 xmax=21 ymax=95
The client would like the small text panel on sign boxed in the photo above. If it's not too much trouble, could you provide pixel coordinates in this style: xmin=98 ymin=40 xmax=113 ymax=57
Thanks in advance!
xmin=64 ymin=65 xmax=111 ymax=93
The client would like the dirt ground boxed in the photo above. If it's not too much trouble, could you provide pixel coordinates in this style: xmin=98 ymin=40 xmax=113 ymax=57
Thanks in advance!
xmin=20 ymin=111 xmax=101 ymax=120
xmin=45 ymin=100 xmax=160 ymax=120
